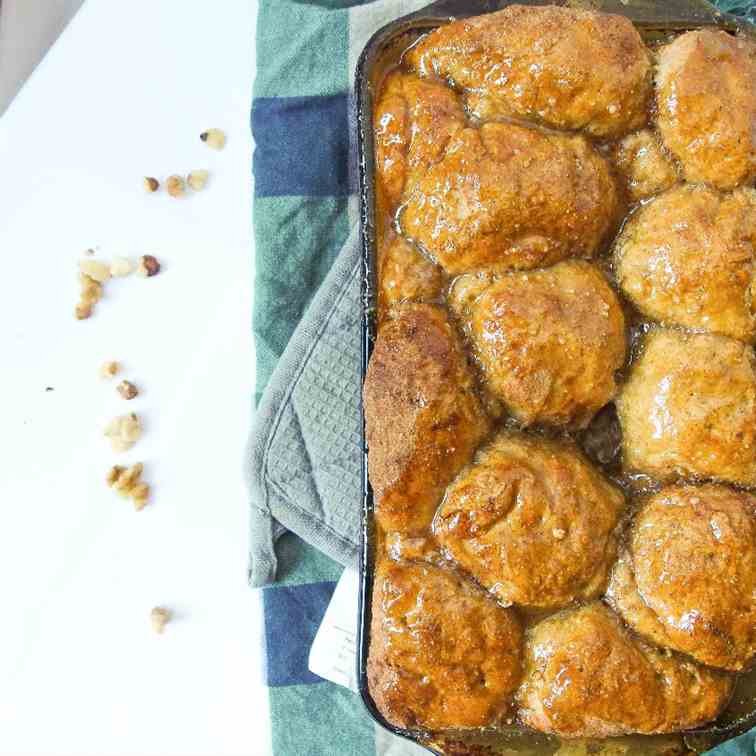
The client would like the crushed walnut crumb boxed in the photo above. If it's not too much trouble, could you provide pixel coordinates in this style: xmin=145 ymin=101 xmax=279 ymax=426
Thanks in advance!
xmin=104 ymin=412 xmax=142 ymax=452
xmin=187 ymin=169 xmax=209 ymax=191
xmin=100 ymin=361 xmax=120 ymax=379
xmin=76 ymin=272 xmax=103 ymax=319
xmin=137 ymin=255 xmax=160 ymax=277
xmin=165 ymin=175 xmax=185 ymax=198
xmin=107 ymin=462 xmax=150 ymax=510
xmin=143 ymin=177 xmax=160 ymax=193
xmin=200 ymin=128 xmax=226 ymax=150
xmin=79 ymin=259 xmax=111 ymax=283
xmin=116 ymin=380 xmax=139 ymax=400
xmin=150 ymin=606 xmax=171 ymax=634
xmin=110 ymin=257 xmax=133 ymax=278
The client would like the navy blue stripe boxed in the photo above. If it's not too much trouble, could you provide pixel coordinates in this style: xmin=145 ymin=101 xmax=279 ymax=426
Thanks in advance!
xmin=263 ymin=580 xmax=337 ymax=687
xmin=252 ymin=94 xmax=350 ymax=198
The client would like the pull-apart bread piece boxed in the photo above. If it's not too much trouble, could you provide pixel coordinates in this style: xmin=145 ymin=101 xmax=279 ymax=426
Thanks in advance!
xmin=368 ymin=560 xmax=523 ymax=730
xmin=615 ymin=185 xmax=756 ymax=343
xmin=517 ymin=603 xmax=734 ymax=738
xmin=363 ymin=304 xmax=490 ymax=535
xmin=378 ymin=232 xmax=444 ymax=313
xmin=434 ymin=432 xmax=624 ymax=610
xmin=618 ymin=328 xmax=756 ymax=486
xmin=406 ymin=5 xmax=651 ymax=137
xmin=607 ymin=484 xmax=756 ymax=672
xmin=449 ymin=261 xmax=626 ymax=428
xmin=373 ymin=70 xmax=466 ymax=211
xmin=611 ymin=129 xmax=679 ymax=202
xmin=656 ymin=29 xmax=756 ymax=190
xmin=401 ymin=123 xmax=619 ymax=276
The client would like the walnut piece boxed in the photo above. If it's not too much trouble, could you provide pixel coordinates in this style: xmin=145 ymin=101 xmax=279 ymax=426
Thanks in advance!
xmin=79 ymin=273 xmax=102 ymax=303
xmin=117 ymin=380 xmax=138 ymax=400
xmin=104 ymin=412 xmax=142 ymax=452
xmin=79 ymin=259 xmax=111 ymax=283
xmin=110 ymin=257 xmax=133 ymax=277
xmin=150 ymin=606 xmax=171 ymax=634
xmin=107 ymin=462 xmax=150 ymax=510
xmin=200 ymin=128 xmax=226 ymax=150
xmin=137 ymin=255 xmax=160 ymax=277
xmin=143 ymin=177 xmax=160 ymax=193
xmin=165 ymin=175 xmax=185 ymax=198
xmin=100 ymin=361 xmax=120 ymax=379
xmin=76 ymin=272 xmax=103 ymax=319
xmin=131 ymin=482 xmax=150 ymax=511
xmin=187 ymin=169 xmax=209 ymax=191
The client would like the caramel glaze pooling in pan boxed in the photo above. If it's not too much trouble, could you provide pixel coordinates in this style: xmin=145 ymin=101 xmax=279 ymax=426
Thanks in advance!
xmin=364 ymin=4 xmax=756 ymax=741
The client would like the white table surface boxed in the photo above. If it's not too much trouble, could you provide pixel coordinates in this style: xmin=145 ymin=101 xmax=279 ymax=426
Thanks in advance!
xmin=0 ymin=1 xmax=270 ymax=754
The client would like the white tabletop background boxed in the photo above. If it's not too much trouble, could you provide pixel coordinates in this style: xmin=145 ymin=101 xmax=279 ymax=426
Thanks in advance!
xmin=0 ymin=1 xmax=271 ymax=754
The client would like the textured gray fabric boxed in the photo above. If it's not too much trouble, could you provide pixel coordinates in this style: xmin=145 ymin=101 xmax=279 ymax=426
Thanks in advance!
xmin=247 ymin=226 xmax=362 ymax=587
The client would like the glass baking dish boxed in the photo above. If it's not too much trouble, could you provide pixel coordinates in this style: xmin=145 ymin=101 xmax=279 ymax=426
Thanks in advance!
xmin=355 ymin=2 xmax=756 ymax=753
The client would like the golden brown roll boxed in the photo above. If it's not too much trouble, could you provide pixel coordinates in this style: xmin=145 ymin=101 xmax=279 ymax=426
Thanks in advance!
xmin=401 ymin=124 xmax=619 ymax=276
xmin=378 ymin=233 xmax=444 ymax=314
xmin=373 ymin=70 xmax=465 ymax=211
xmin=614 ymin=185 xmax=756 ymax=343
xmin=449 ymin=261 xmax=626 ymax=428
xmin=656 ymin=29 xmax=756 ymax=190
xmin=368 ymin=560 xmax=523 ymax=730
xmin=363 ymin=303 xmax=490 ymax=534
xmin=407 ymin=5 xmax=651 ymax=137
xmin=607 ymin=484 xmax=756 ymax=671
xmin=517 ymin=603 xmax=734 ymax=738
xmin=435 ymin=432 xmax=624 ymax=609
xmin=618 ymin=328 xmax=756 ymax=486
xmin=611 ymin=129 xmax=679 ymax=202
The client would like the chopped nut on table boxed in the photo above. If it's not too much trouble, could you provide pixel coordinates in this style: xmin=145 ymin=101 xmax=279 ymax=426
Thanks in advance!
xmin=187 ymin=169 xmax=209 ymax=191
xmin=200 ymin=128 xmax=225 ymax=150
xmin=130 ymin=482 xmax=150 ymax=511
xmin=104 ymin=412 xmax=142 ymax=452
xmin=100 ymin=360 xmax=120 ymax=379
xmin=137 ymin=254 xmax=160 ymax=277
xmin=110 ymin=257 xmax=133 ymax=277
xmin=79 ymin=273 xmax=103 ymax=302
xmin=79 ymin=259 xmax=111 ymax=283
xmin=107 ymin=462 xmax=150 ymax=510
xmin=116 ymin=380 xmax=139 ymax=400
xmin=150 ymin=606 xmax=171 ymax=634
xmin=75 ymin=272 xmax=103 ymax=320
xmin=143 ymin=176 xmax=160 ymax=193
xmin=165 ymin=174 xmax=185 ymax=198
